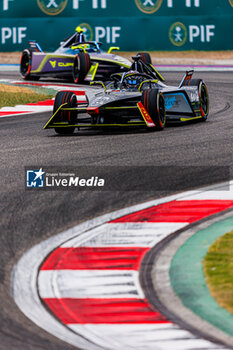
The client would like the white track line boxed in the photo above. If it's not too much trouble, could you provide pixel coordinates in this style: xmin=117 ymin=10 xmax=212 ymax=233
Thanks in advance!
xmin=62 ymin=222 xmax=187 ymax=248
xmin=38 ymin=270 xmax=144 ymax=299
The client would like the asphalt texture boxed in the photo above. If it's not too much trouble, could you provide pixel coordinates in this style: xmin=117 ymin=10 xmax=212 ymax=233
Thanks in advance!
xmin=0 ymin=71 xmax=233 ymax=350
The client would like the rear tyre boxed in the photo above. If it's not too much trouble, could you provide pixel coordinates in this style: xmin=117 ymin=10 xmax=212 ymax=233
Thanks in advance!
xmin=53 ymin=91 xmax=77 ymax=135
xmin=141 ymin=89 xmax=166 ymax=130
xmin=20 ymin=48 xmax=39 ymax=80
xmin=183 ymin=79 xmax=209 ymax=121
xmin=73 ymin=52 xmax=91 ymax=84
xmin=137 ymin=52 xmax=152 ymax=65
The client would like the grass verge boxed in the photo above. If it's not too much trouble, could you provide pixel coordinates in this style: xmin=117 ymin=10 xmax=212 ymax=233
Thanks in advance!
xmin=0 ymin=84 xmax=54 ymax=109
xmin=203 ymin=230 xmax=233 ymax=314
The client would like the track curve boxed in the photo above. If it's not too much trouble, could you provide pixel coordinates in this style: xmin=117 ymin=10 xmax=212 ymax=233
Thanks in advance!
xmin=12 ymin=182 xmax=233 ymax=350
xmin=0 ymin=71 xmax=233 ymax=349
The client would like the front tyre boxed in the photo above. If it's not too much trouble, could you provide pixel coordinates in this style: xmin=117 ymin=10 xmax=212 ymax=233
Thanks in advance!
xmin=53 ymin=91 xmax=77 ymax=135
xmin=73 ymin=52 xmax=91 ymax=84
xmin=141 ymin=89 xmax=166 ymax=131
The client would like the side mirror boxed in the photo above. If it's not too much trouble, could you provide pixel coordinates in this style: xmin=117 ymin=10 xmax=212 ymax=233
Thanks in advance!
xmin=90 ymin=81 xmax=107 ymax=92
xmin=108 ymin=47 xmax=120 ymax=54
xmin=71 ymin=45 xmax=87 ymax=53
xmin=138 ymin=79 xmax=158 ymax=92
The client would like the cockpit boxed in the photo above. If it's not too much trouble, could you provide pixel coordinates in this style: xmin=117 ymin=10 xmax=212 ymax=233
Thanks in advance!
xmin=56 ymin=28 xmax=104 ymax=54
xmin=108 ymin=71 xmax=164 ymax=92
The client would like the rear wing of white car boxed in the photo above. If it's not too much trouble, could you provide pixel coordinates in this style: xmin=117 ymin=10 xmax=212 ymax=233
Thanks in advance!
xmin=179 ymin=70 xmax=194 ymax=88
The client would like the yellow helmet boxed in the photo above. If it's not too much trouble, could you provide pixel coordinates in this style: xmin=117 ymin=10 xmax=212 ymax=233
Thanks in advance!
xmin=75 ymin=26 xmax=84 ymax=34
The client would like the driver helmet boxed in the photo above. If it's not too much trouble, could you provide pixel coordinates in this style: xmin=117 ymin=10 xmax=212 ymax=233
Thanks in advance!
xmin=124 ymin=71 xmax=142 ymax=89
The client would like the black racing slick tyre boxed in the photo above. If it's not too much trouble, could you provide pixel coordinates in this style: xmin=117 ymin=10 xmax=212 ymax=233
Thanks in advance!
xmin=182 ymin=79 xmax=209 ymax=121
xmin=73 ymin=52 xmax=91 ymax=84
xmin=53 ymin=91 xmax=77 ymax=135
xmin=192 ymin=79 xmax=209 ymax=121
xmin=137 ymin=52 xmax=152 ymax=65
xmin=142 ymin=89 xmax=166 ymax=131
xmin=20 ymin=48 xmax=39 ymax=80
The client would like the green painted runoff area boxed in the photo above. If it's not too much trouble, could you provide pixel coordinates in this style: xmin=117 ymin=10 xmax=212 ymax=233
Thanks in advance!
xmin=170 ymin=216 xmax=233 ymax=336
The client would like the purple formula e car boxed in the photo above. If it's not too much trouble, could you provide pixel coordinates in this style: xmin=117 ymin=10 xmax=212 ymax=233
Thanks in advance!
xmin=20 ymin=26 xmax=149 ymax=84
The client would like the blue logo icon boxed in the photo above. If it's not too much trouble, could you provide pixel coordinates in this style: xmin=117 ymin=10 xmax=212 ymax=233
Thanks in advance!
xmin=165 ymin=96 xmax=176 ymax=110
xmin=26 ymin=168 xmax=45 ymax=188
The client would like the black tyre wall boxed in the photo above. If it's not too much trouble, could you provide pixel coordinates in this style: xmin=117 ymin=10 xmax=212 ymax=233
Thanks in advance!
xmin=20 ymin=49 xmax=34 ymax=80
xmin=141 ymin=89 xmax=166 ymax=130
xmin=53 ymin=91 xmax=77 ymax=134
xmin=73 ymin=52 xmax=91 ymax=84
xmin=137 ymin=52 xmax=152 ymax=65
xmin=181 ymin=78 xmax=209 ymax=120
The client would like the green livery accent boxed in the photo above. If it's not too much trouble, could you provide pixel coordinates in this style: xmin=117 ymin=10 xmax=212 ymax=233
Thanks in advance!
xmin=47 ymin=122 xmax=145 ymax=128
xmin=86 ymin=62 xmax=99 ymax=81
xmin=43 ymin=102 xmax=68 ymax=129
xmin=71 ymin=44 xmax=88 ymax=52
xmin=180 ymin=116 xmax=202 ymax=122
xmin=149 ymin=64 xmax=165 ymax=81
xmin=62 ymin=108 xmax=87 ymax=111
xmin=44 ymin=104 xmax=145 ymax=130
xmin=62 ymin=106 xmax=139 ymax=113
xmin=138 ymin=79 xmax=158 ymax=91
xmin=90 ymin=81 xmax=106 ymax=90
xmin=90 ymin=56 xmax=130 ymax=68
xmin=108 ymin=47 xmax=120 ymax=54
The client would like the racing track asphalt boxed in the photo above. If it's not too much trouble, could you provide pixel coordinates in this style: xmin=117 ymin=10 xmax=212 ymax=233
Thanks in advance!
xmin=0 ymin=71 xmax=233 ymax=350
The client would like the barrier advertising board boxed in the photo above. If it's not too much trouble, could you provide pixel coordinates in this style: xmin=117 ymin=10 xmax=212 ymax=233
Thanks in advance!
xmin=0 ymin=0 xmax=233 ymax=51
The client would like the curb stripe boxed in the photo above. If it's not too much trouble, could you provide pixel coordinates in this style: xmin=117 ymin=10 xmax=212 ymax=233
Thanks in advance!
xmin=177 ymin=192 xmax=233 ymax=200
xmin=40 ymin=247 xmax=149 ymax=270
xmin=0 ymin=79 xmax=87 ymax=118
xmin=26 ymin=99 xmax=54 ymax=106
xmin=38 ymin=199 xmax=233 ymax=331
xmin=61 ymin=222 xmax=187 ymax=248
xmin=68 ymin=324 xmax=219 ymax=349
xmin=38 ymin=270 xmax=145 ymax=299
xmin=112 ymin=200 xmax=233 ymax=223
xmin=43 ymin=298 xmax=169 ymax=324
xmin=0 ymin=111 xmax=27 ymax=116
xmin=12 ymin=181 xmax=233 ymax=350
